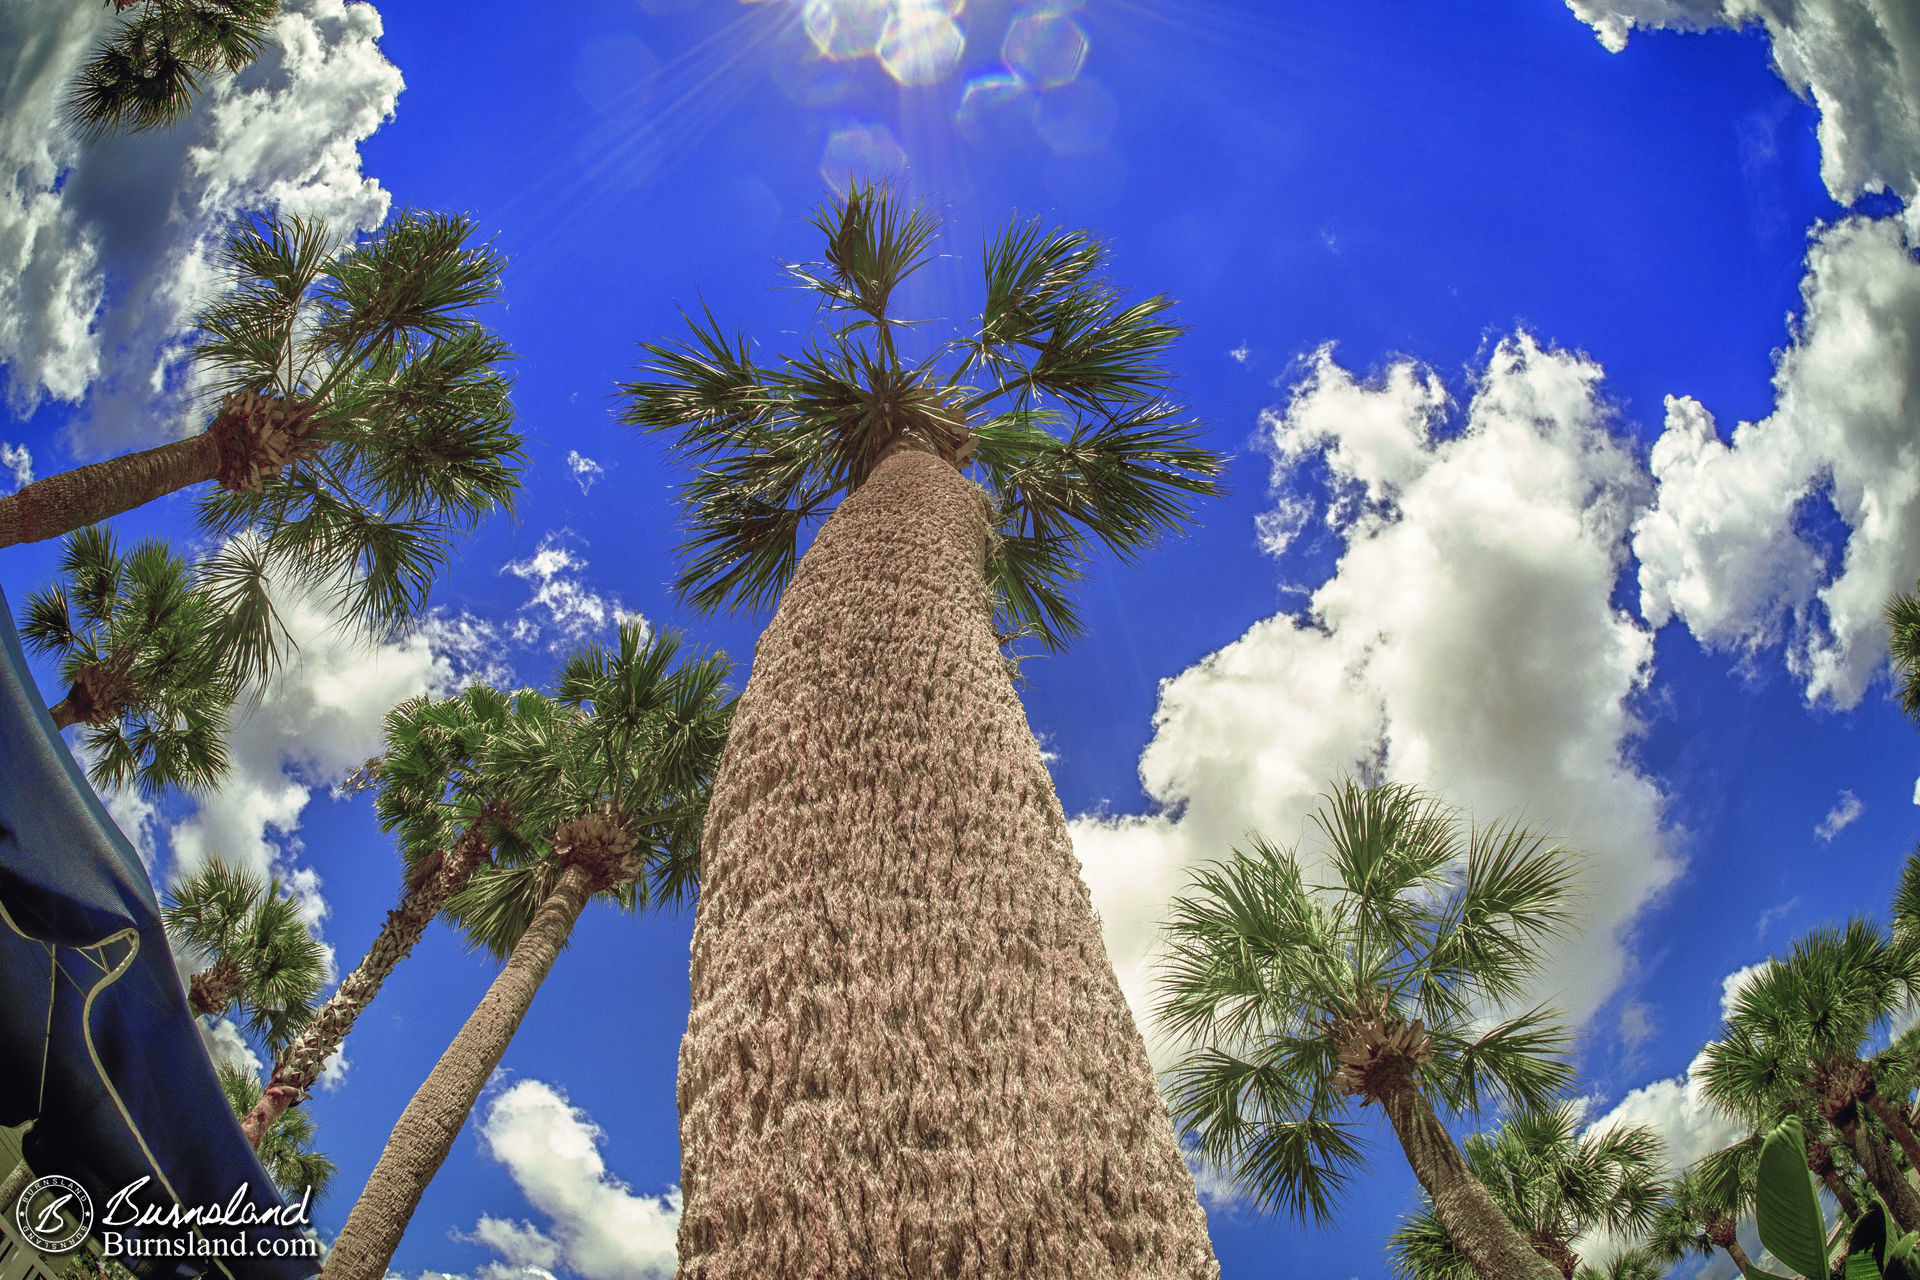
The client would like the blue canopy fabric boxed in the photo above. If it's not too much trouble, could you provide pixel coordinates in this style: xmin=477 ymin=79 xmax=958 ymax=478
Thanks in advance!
xmin=0 ymin=586 xmax=318 ymax=1280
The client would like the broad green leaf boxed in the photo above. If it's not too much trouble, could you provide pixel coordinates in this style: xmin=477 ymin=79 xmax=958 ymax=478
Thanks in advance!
xmin=1755 ymin=1116 xmax=1829 ymax=1280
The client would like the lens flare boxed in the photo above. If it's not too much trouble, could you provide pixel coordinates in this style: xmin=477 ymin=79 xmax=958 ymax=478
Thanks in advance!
xmin=878 ymin=8 xmax=965 ymax=87
xmin=804 ymin=0 xmax=891 ymax=60
xmin=1001 ymin=8 xmax=1088 ymax=89
xmin=821 ymin=121 xmax=910 ymax=192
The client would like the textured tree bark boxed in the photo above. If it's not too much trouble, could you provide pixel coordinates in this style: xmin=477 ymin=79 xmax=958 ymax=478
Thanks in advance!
xmin=1805 ymin=1139 xmax=1860 ymax=1222
xmin=1833 ymin=1108 xmax=1920 ymax=1232
xmin=320 ymin=859 xmax=595 ymax=1280
xmin=1375 ymin=1076 xmax=1561 ymax=1280
xmin=49 ymin=698 xmax=80 ymax=729
xmin=240 ymin=825 xmax=493 ymax=1147
xmin=1862 ymin=1086 xmax=1920 ymax=1177
xmin=674 ymin=446 xmax=1217 ymax=1279
xmin=0 ymin=433 xmax=220 ymax=549
xmin=1723 ymin=1240 xmax=1754 ymax=1273
xmin=189 ymin=955 xmax=243 ymax=1017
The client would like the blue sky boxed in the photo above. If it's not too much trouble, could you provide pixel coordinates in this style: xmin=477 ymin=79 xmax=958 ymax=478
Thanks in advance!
xmin=3 ymin=0 xmax=1919 ymax=1276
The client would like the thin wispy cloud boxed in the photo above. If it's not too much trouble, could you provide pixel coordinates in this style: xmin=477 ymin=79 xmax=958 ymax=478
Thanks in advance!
xmin=1816 ymin=789 xmax=1864 ymax=841
xmin=567 ymin=450 xmax=605 ymax=494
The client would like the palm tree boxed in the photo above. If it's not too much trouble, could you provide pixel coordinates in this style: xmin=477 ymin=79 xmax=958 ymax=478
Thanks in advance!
xmin=322 ymin=623 xmax=732 ymax=1280
xmin=1156 ymin=780 xmax=1579 ymax=1280
xmin=17 ymin=525 xmax=234 ymax=795
xmin=1887 ymin=586 xmax=1920 ymax=725
xmin=67 ymin=0 xmax=279 ymax=140
xmin=0 ymin=209 xmax=522 ymax=679
xmin=237 ymin=686 xmax=517 ymax=1146
xmin=1700 ymin=922 xmax=1920 ymax=1230
xmin=215 ymin=1063 xmax=333 ymax=1203
xmin=618 ymin=184 xmax=1225 ymax=1275
xmin=1388 ymin=1105 xmax=1666 ymax=1279
xmin=162 ymin=859 xmax=328 ymax=1053
xmin=1642 ymin=1157 xmax=1758 ymax=1276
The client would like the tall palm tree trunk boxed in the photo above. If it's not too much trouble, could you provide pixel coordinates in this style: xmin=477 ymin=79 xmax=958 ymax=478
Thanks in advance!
xmin=239 ymin=825 xmax=493 ymax=1146
xmin=0 ymin=433 xmax=220 ymax=549
xmin=1375 ymin=1075 xmax=1561 ymax=1280
xmin=674 ymin=445 xmax=1217 ymax=1278
xmin=321 ymin=859 xmax=595 ymax=1280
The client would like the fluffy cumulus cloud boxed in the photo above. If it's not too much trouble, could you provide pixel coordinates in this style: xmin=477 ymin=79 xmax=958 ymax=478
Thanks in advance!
xmin=1562 ymin=0 xmax=1920 ymax=711
xmin=456 ymin=1080 xmax=679 ymax=1280
xmin=1564 ymin=0 xmax=1920 ymax=229
xmin=1631 ymin=215 xmax=1920 ymax=707
xmin=1072 ymin=334 xmax=1678 ymax=1051
xmin=163 ymin=572 xmax=494 ymax=986
xmin=1584 ymin=963 xmax=1770 ymax=1185
xmin=0 ymin=0 xmax=400 ymax=447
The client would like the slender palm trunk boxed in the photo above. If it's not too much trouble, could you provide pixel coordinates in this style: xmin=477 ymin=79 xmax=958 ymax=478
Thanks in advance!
xmin=0 ymin=433 xmax=220 ymax=549
xmin=1835 ymin=1109 xmax=1920 ymax=1231
xmin=239 ymin=826 xmax=493 ymax=1146
xmin=49 ymin=698 xmax=81 ymax=729
xmin=1724 ymin=1240 xmax=1754 ymax=1273
xmin=1375 ymin=1075 xmax=1561 ymax=1280
xmin=675 ymin=446 xmax=1216 ymax=1278
xmin=321 ymin=859 xmax=594 ymax=1280
xmin=1862 ymin=1085 xmax=1920 ymax=1175
xmin=1806 ymin=1139 xmax=1861 ymax=1221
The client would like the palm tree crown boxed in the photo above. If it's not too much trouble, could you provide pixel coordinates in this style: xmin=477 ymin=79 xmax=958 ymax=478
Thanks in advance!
xmin=616 ymin=184 xmax=1225 ymax=648
xmin=191 ymin=209 xmax=523 ymax=675
xmin=162 ymin=859 xmax=327 ymax=1053
xmin=447 ymin=623 xmax=733 ymax=956
xmin=0 ymin=208 xmax=524 ymax=684
xmin=1388 ymin=1105 xmax=1666 ymax=1279
xmin=17 ymin=525 xmax=234 ymax=795
xmin=1699 ymin=919 xmax=1920 ymax=1228
xmin=67 ymin=0 xmax=279 ymax=141
xmin=1156 ymin=779 xmax=1580 ymax=1226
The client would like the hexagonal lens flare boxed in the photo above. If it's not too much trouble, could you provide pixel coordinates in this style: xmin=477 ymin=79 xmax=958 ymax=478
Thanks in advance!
xmin=1001 ymin=8 xmax=1087 ymax=89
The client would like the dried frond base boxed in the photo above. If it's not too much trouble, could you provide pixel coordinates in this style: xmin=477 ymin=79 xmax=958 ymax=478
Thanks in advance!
xmin=554 ymin=810 xmax=639 ymax=892
xmin=1330 ymin=1016 xmax=1436 ymax=1104
xmin=210 ymin=389 xmax=317 ymax=493
xmin=676 ymin=449 xmax=1217 ymax=1278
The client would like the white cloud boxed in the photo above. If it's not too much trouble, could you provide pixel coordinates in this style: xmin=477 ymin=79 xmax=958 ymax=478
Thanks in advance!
xmin=1816 ymin=788 xmax=1864 ymax=840
xmin=565 ymin=451 xmax=605 ymax=495
xmin=501 ymin=533 xmax=646 ymax=653
xmin=1631 ymin=216 xmax=1920 ymax=708
xmin=1564 ymin=0 xmax=1920 ymax=235
xmin=168 ymin=579 xmax=457 ymax=888
xmin=1618 ymin=1001 xmax=1657 ymax=1050
xmin=162 ymin=571 xmax=493 ymax=1019
xmin=1755 ymin=895 xmax=1801 ymax=937
xmin=198 ymin=1017 xmax=265 ymax=1078
xmin=461 ymin=1080 xmax=680 ymax=1280
xmin=1227 ymin=342 xmax=1250 ymax=364
xmin=416 ymin=608 xmax=516 ymax=691
xmin=1590 ymin=1045 xmax=1745 ymax=1175
xmin=1 ymin=441 xmax=31 ymax=490
xmin=1072 ymin=334 xmax=1678 ymax=1057
xmin=0 ymin=0 xmax=400 ymax=447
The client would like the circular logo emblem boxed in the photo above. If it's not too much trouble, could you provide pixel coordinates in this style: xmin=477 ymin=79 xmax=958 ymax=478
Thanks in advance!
xmin=13 ymin=1175 xmax=93 ymax=1254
